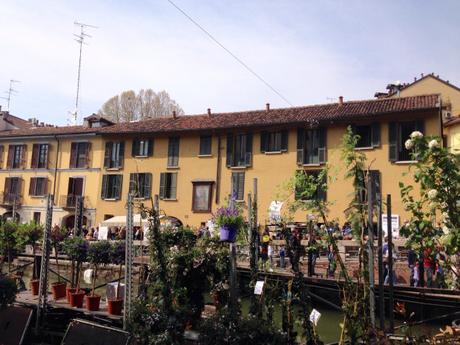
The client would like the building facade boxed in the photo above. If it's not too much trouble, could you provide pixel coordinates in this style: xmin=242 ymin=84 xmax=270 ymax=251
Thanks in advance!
xmin=0 ymin=94 xmax=443 ymax=228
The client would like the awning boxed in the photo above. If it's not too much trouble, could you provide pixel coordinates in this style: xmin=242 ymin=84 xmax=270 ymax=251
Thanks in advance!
xmin=100 ymin=214 xmax=146 ymax=227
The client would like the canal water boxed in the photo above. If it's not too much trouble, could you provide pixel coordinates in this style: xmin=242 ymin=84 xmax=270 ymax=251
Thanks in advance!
xmin=10 ymin=263 xmax=442 ymax=343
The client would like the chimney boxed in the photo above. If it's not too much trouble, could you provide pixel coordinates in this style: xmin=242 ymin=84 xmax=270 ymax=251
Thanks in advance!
xmin=172 ymin=110 xmax=177 ymax=119
xmin=338 ymin=96 xmax=343 ymax=105
xmin=266 ymin=103 xmax=270 ymax=111
xmin=421 ymin=73 xmax=424 ymax=78
xmin=207 ymin=108 xmax=212 ymax=117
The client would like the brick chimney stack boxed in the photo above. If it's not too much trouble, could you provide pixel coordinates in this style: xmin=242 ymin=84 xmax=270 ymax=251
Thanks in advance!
xmin=207 ymin=108 xmax=212 ymax=117
xmin=172 ymin=110 xmax=177 ymax=119
xmin=266 ymin=103 xmax=270 ymax=111
xmin=338 ymin=96 xmax=344 ymax=105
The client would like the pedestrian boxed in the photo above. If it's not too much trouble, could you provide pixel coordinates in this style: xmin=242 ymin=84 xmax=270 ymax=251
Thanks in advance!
xmin=436 ymin=254 xmax=447 ymax=289
xmin=279 ymin=245 xmax=286 ymax=269
xmin=260 ymin=244 xmax=268 ymax=271
xmin=93 ymin=226 xmax=99 ymax=240
xmin=384 ymin=243 xmax=398 ymax=285
xmin=327 ymin=244 xmax=336 ymax=278
xmin=268 ymin=241 xmax=274 ymax=271
xmin=407 ymin=248 xmax=417 ymax=287
xmin=413 ymin=262 xmax=420 ymax=287
xmin=423 ymin=247 xmax=435 ymax=288
xmin=198 ymin=222 xmax=207 ymax=238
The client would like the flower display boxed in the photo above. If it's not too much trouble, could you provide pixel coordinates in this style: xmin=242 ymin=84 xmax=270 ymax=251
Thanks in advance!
xmin=427 ymin=189 xmax=438 ymax=200
xmin=405 ymin=139 xmax=414 ymax=150
xmin=428 ymin=139 xmax=439 ymax=149
xmin=213 ymin=202 xmax=244 ymax=229
xmin=410 ymin=131 xmax=423 ymax=139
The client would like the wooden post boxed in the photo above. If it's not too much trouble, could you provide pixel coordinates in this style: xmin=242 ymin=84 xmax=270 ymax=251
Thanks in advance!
xmin=387 ymin=194 xmax=394 ymax=333
xmin=367 ymin=173 xmax=375 ymax=328
xmin=377 ymin=194 xmax=385 ymax=330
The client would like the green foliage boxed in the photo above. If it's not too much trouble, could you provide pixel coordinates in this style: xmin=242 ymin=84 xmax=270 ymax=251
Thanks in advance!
xmin=111 ymin=241 xmax=125 ymax=265
xmin=87 ymin=240 xmax=112 ymax=266
xmin=50 ymin=225 xmax=68 ymax=247
xmin=16 ymin=222 xmax=43 ymax=250
xmin=63 ymin=236 xmax=88 ymax=263
xmin=0 ymin=221 xmax=18 ymax=257
xmin=0 ymin=274 xmax=17 ymax=309
xmin=213 ymin=198 xmax=245 ymax=229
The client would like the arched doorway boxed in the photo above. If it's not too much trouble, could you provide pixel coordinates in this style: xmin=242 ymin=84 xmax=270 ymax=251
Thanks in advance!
xmin=1 ymin=211 xmax=20 ymax=223
xmin=62 ymin=214 xmax=87 ymax=230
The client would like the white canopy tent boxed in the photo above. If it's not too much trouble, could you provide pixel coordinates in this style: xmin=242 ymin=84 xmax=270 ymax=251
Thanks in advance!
xmin=100 ymin=214 xmax=146 ymax=227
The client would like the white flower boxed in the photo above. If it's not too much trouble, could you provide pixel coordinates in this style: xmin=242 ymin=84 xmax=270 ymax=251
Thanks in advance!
xmin=427 ymin=189 xmax=438 ymax=200
xmin=428 ymin=139 xmax=439 ymax=149
xmin=441 ymin=212 xmax=449 ymax=222
xmin=405 ymin=139 xmax=414 ymax=150
xmin=410 ymin=131 xmax=423 ymax=139
xmin=442 ymin=226 xmax=449 ymax=235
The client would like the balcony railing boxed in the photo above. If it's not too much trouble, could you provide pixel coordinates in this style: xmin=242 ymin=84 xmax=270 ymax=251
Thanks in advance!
xmin=59 ymin=195 xmax=81 ymax=208
xmin=0 ymin=193 xmax=22 ymax=206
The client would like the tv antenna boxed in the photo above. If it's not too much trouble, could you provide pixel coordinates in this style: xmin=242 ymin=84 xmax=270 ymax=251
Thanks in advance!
xmin=71 ymin=21 xmax=97 ymax=125
xmin=1 ymin=79 xmax=20 ymax=112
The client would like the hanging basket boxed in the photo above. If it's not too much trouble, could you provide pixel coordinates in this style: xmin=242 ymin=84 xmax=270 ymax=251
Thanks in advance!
xmin=219 ymin=225 xmax=237 ymax=243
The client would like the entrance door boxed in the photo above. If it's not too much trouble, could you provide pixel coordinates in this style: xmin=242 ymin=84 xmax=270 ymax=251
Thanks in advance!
xmin=67 ymin=177 xmax=84 ymax=207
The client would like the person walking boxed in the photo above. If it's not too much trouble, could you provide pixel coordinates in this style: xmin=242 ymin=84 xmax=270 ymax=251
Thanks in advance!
xmin=407 ymin=248 xmax=417 ymax=287
xmin=384 ymin=243 xmax=398 ymax=285
xmin=327 ymin=244 xmax=337 ymax=278
xmin=424 ymin=247 xmax=435 ymax=288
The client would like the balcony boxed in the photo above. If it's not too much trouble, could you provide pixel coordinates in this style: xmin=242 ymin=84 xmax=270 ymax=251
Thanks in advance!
xmin=0 ymin=193 xmax=22 ymax=207
xmin=59 ymin=195 xmax=84 ymax=209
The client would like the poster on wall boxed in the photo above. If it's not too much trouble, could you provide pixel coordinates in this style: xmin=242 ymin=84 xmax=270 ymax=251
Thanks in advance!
xmin=98 ymin=226 xmax=108 ymax=240
xmin=268 ymin=201 xmax=283 ymax=224
xmin=381 ymin=215 xmax=400 ymax=239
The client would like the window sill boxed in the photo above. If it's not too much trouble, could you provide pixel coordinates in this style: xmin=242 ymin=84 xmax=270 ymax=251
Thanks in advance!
xmin=192 ymin=209 xmax=212 ymax=213
xmin=133 ymin=155 xmax=149 ymax=158
xmin=302 ymin=163 xmax=322 ymax=167
xmin=394 ymin=160 xmax=417 ymax=165
xmin=354 ymin=147 xmax=375 ymax=151
xmin=102 ymin=198 xmax=120 ymax=201
xmin=106 ymin=167 xmax=122 ymax=171
xmin=161 ymin=198 xmax=178 ymax=201
xmin=229 ymin=166 xmax=248 ymax=170
xmin=133 ymin=197 xmax=149 ymax=200
xmin=30 ymin=195 xmax=46 ymax=198
xmin=167 ymin=166 xmax=180 ymax=170
xmin=264 ymin=151 xmax=283 ymax=155
xmin=198 ymin=154 xmax=213 ymax=158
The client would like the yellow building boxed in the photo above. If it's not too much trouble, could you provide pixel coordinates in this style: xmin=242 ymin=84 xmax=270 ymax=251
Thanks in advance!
xmin=0 ymin=94 xmax=444 ymax=228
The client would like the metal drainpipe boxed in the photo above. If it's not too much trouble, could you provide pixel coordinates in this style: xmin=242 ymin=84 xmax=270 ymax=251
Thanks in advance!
xmin=52 ymin=135 xmax=60 ymax=205
xmin=438 ymin=96 xmax=444 ymax=146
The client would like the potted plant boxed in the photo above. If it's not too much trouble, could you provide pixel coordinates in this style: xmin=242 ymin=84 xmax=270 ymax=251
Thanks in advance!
xmin=0 ymin=273 xmax=17 ymax=309
xmin=0 ymin=221 xmax=19 ymax=274
xmin=107 ymin=241 xmax=125 ymax=315
xmin=86 ymin=240 xmax=111 ymax=311
xmin=50 ymin=226 xmax=68 ymax=300
xmin=63 ymin=236 xmax=88 ymax=308
xmin=213 ymin=198 xmax=244 ymax=243
xmin=17 ymin=222 xmax=43 ymax=295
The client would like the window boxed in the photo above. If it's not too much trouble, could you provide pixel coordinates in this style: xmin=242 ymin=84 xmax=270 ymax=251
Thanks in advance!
xmin=352 ymin=123 xmax=380 ymax=148
xmin=297 ymin=128 xmax=326 ymax=165
xmin=29 ymin=177 xmax=48 ymax=197
xmin=129 ymin=173 xmax=152 ymax=199
xmin=70 ymin=142 xmax=91 ymax=168
xmin=33 ymin=212 xmax=41 ymax=224
xmin=199 ymin=135 xmax=212 ymax=156
xmin=260 ymin=130 xmax=288 ymax=153
xmin=31 ymin=144 xmax=49 ymax=169
xmin=65 ymin=177 xmax=84 ymax=207
xmin=0 ymin=145 xmax=4 ymax=168
xmin=294 ymin=170 xmax=327 ymax=202
xmin=3 ymin=177 xmax=22 ymax=204
xmin=167 ymin=137 xmax=180 ymax=167
xmin=231 ymin=172 xmax=245 ymax=201
xmin=389 ymin=120 xmax=424 ymax=162
xmin=159 ymin=172 xmax=177 ymax=200
xmin=7 ymin=145 xmax=26 ymax=169
xmin=132 ymin=139 xmax=153 ymax=157
xmin=226 ymin=133 xmax=253 ymax=167
xmin=104 ymin=141 xmax=125 ymax=169
xmin=101 ymin=175 xmax=123 ymax=200
xmin=192 ymin=181 xmax=213 ymax=212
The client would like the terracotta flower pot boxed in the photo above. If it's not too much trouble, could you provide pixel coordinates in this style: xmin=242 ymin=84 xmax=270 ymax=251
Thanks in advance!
xmin=107 ymin=299 xmax=123 ymax=315
xmin=66 ymin=287 xmax=77 ymax=303
xmin=51 ymin=282 xmax=67 ymax=300
xmin=30 ymin=279 xmax=40 ymax=295
xmin=86 ymin=294 xmax=101 ymax=311
xmin=69 ymin=290 xmax=85 ymax=308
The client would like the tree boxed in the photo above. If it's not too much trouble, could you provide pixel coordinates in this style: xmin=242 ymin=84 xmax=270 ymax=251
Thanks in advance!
xmin=98 ymin=89 xmax=184 ymax=123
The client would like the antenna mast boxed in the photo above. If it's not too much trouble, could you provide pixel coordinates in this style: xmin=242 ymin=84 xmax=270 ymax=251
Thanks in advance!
xmin=72 ymin=21 xmax=97 ymax=125
xmin=1 ymin=79 xmax=20 ymax=112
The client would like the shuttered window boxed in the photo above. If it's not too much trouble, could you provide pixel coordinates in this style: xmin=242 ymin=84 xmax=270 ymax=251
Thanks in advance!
xmin=132 ymin=139 xmax=153 ymax=157
xmin=294 ymin=170 xmax=326 ymax=202
xmin=31 ymin=144 xmax=49 ymax=169
xmin=101 ymin=175 xmax=123 ymax=200
xmin=226 ymin=133 xmax=252 ymax=167
xmin=159 ymin=172 xmax=177 ymax=200
xmin=104 ymin=141 xmax=125 ymax=169
xmin=4 ymin=177 xmax=22 ymax=203
xmin=388 ymin=120 xmax=424 ymax=162
xmin=7 ymin=145 xmax=26 ymax=169
xmin=167 ymin=137 xmax=180 ymax=167
xmin=70 ymin=142 xmax=91 ymax=168
xmin=260 ymin=130 xmax=288 ymax=153
xmin=352 ymin=123 xmax=380 ymax=148
xmin=199 ymin=135 xmax=212 ymax=156
xmin=296 ymin=128 xmax=327 ymax=165
xmin=0 ymin=145 xmax=4 ymax=169
xmin=129 ymin=173 xmax=152 ymax=199
xmin=29 ymin=177 xmax=48 ymax=196
xmin=231 ymin=172 xmax=245 ymax=201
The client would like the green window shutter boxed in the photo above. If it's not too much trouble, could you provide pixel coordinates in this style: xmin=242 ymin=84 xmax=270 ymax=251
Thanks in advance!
xmin=129 ymin=173 xmax=137 ymax=196
xmin=69 ymin=143 xmax=77 ymax=168
xmin=281 ymin=130 xmax=288 ymax=151
xmin=245 ymin=133 xmax=253 ymax=166
xmin=237 ymin=172 xmax=245 ymax=200
xmin=159 ymin=173 xmax=166 ymax=199
xmin=260 ymin=131 xmax=268 ymax=153
xmin=318 ymin=128 xmax=327 ymax=164
xmin=370 ymin=170 xmax=381 ymax=203
xmin=115 ymin=175 xmax=123 ymax=200
xmin=101 ymin=175 xmax=108 ymax=199
xmin=145 ymin=173 xmax=152 ymax=198
xmin=104 ymin=142 xmax=111 ymax=168
xmin=317 ymin=173 xmax=327 ymax=202
xmin=118 ymin=142 xmax=125 ymax=168
xmin=388 ymin=122 xmax=398 ymax=162
xmin=371 ymin=123 xmax=381 ymax=147
xmin=29 ymin=178 xmax=36 ymax=196
xmin=147 ymin=139 xmax=154 ymax=156
xmin=231 ymin=173 xmax=238 ymax=199
xmin=297 ymin=128 xmax=305 ymax=165
xmin=131 ymin=140 xmax=139 ymax=157
xmin=226 ymin=134 xmax=233 ymax=167
xmin=170 ymin=173 xmax=177 ymax=199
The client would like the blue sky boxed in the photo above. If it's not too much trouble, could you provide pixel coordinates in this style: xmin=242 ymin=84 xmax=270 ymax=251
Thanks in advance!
xmin=0 ymin=0 xmax=459 ymax=125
